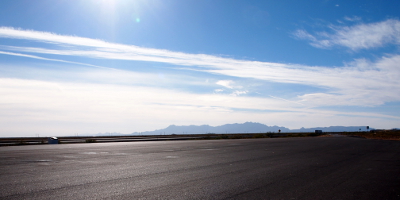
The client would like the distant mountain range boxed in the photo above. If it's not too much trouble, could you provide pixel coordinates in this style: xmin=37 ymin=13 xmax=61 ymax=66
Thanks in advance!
xmin=130 ymin=122 xmax=373 ymax=135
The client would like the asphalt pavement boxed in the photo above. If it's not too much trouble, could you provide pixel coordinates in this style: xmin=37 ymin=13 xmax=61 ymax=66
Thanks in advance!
xmin=0 ymin=136 xmax=399 ymax=199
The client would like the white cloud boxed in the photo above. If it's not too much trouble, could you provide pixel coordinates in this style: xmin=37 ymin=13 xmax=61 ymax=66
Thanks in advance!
xmin=0 ymin=27 xmax=400 ymax=108
xmin=0 ymin=50 xmax=114 ymax=70
xmin=216 ymin=80 xmax=247 ymax=96
xmin=216 ymin=80 xmax=234 ymax=89
xmin=294 ymin=19 xmax=400 ymax=50
xmin=269 ymin=95 xmax=304 ymax=106
xmin=344 ymin=16 xmax=362 ymax=22
xmin=231 ymin=90 xmax=248 ymax=96
xmin=293 ymin=30 xmax=317 ymax=42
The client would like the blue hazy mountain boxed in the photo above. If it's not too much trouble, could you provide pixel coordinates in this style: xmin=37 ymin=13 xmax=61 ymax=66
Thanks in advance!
xmin=133 ymin=122 xmax=289 ymax=135
xmin=131 ymin=122 xmax=374 ymax=135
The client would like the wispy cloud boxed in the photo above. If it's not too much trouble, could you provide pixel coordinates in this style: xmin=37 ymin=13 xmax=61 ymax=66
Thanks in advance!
xmin=269 ymin=95 xmax=304 ymax=106
xmin=0 ymin=50 xmax=115 ymax=70
xmin=215 ymin=80 xmax=247 ymax=96
xmin=216 ymin=80 xmax=235 ymax=89
xmin=231 ymin=90 xmax=248 ymax=96
xmin=343 ymin=16 xmax=362 ymax=22
xmin=0 ymin=27 xmax=400 ymax=108
xmin=294 ymin=19 xmax=400 ymax=50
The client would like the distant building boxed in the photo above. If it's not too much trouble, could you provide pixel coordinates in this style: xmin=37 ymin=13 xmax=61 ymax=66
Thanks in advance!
xmin=315 ymin=130 xmax=323 ymax=134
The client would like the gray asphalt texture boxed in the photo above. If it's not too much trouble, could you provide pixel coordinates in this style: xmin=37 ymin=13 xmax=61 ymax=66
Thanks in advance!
xmin=0 ymin=136 xmax=399 ymax=200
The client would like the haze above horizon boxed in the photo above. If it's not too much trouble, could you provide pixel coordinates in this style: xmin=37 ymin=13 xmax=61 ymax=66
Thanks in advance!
xmin=1 ymin=0 xmax=400 ymax=137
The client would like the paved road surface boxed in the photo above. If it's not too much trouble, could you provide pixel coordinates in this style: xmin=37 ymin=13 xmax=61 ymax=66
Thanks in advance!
xmin=0 ymin=137 xmax=399 ymax=199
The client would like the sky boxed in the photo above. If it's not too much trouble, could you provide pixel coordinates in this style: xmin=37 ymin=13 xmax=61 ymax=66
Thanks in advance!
xmin=1 ymin=0 xmax=400 ymax=137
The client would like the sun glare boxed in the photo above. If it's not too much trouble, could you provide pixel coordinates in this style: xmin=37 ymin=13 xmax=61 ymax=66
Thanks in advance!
xmin=96 ymin=0 xmax=117 ymax=14
xmin=95 ymin=0 xmax=144 ymax=24
xmin=100 ymin=0 xmax=116 ymax=6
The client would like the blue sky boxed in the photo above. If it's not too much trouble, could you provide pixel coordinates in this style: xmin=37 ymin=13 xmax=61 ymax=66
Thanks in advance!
xmin=1 ymin=0 xmax=400 ymax=137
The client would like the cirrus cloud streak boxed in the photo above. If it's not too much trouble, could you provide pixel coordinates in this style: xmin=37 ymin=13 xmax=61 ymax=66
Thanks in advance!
xmin=294 ymin=19 xmax=400 ymax=50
